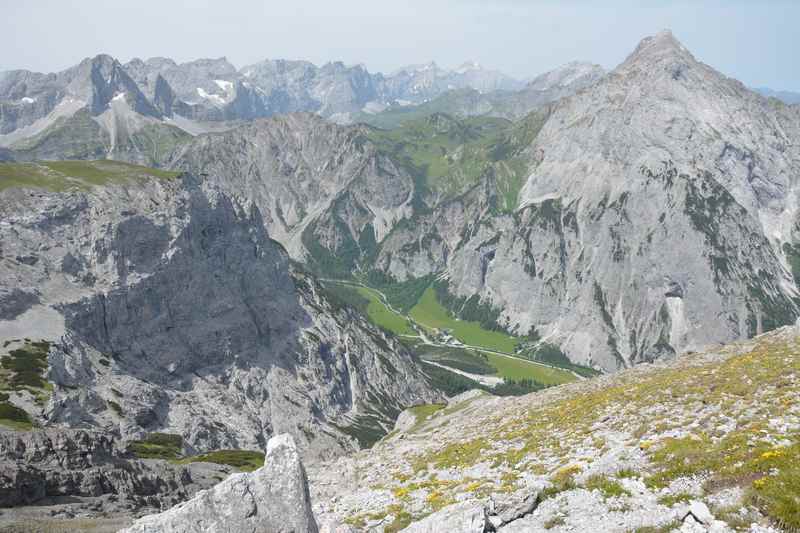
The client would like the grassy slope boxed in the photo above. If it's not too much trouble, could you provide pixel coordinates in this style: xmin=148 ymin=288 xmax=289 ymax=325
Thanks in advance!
xmin=364 ymin=113 xmax=532 ymax=211
xmin=176 ymin=450 xmax=265 ymax=472
xmin=127 ymin=433 xmax=265 ymax=472
xmin=352 ymin=88 xmax=522 ymax=131
xmin=0 ymin=160 xmax=180 ymax=192
xmin=418 ymin=346 xmax=497 ymax=375
xmin=0 ymin=340 xmax=53 ymax=430
xmin=10 ymin=109 xmax=108 ymax=159
xmin=126 ymin=123 xmax=193 ymax=166
xmin=343 ymin=328 xmax=800 ymax=531
xmin=321 ymin=281 xmax=415 ymax=336
xmin=482 ymin=352 xmax=574 ymax=386
xmin=11 ymin=108 xmax=191 ymax=166
xmin=352 ymin=89 xmax=488 ymax=129
xmin=326 ymin=279 xmax=575 ymax=386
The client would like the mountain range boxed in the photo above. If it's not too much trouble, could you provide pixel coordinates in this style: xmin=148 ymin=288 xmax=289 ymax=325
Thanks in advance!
xmin=1 ymin=28 xmax=800 ymax=532
xmin=0 ymin=54 xmax=603 ymax=165
xmin=160 ymin=30 xmax=800 ymax=371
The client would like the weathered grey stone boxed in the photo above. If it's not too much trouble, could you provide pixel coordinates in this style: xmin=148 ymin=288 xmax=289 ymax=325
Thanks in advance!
xmin=309 ymin=326 xmax=800 ymax=532
xmin=393 ymin=409 xmax=418 ymax=433
xmin=0 ymin=428 xmax=219 ymax=511
xmin=400 ymin=502 xmax=488 ymax=533
xmin=488 ymin=491 xmax=539 ymax=527
xmin=682 ymin=500 xmax=715 ymax=526
xmin=0 ymin=288 xmax=40 ymax=320
xmin=121 ymin=434 xmax=319 ymax=533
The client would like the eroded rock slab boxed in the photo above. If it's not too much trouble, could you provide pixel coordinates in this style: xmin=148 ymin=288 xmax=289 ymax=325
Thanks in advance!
xmin=122 ymin=434 xmax=318 ymax=533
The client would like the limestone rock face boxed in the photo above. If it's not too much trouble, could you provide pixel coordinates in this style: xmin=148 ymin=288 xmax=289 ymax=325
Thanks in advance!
xmin=400 ymin=502 xmax=488 ymax=533
xmin=122 ymin=433 xmax=319 ymax=533
xmin=165 ymin=113 xmax=415 ymax=259
xmin=373 ymin=31 xmax=800 ymax=371
xmin=5 ymin=30 xmax=799 ymax=378
xmin=0 ymin=429 xmax=216 ymax=511
xmin=483 ymin=61 xmax=606 ymax=120
xmin=0 ymin=170 xmax=441 ymax=461
xmin=0 ymin=54 xmax=182 ymax=165
xmin=0 ymin=52 xmax=530 ymax=155
xmin=464 ymin=29 xmax=800 ymax=370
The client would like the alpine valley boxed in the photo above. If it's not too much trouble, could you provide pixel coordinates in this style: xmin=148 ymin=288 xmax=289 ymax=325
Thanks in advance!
xmin=1 ymin=29 xmax=799 ymax=533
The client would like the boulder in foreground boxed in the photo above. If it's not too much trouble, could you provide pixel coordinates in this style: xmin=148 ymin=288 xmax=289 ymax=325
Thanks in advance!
xmin=122 ymin=433 xmax=318 ymax=533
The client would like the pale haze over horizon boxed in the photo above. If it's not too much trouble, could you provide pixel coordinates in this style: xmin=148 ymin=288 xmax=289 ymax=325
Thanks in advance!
xmin=1 ymin=0 xmax=798 ymax=92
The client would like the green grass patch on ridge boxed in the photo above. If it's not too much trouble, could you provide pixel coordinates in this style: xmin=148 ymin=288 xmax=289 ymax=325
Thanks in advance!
xmin=127 ymin=432 xmax=183 ymax=460
xmin=177 ymin=450 xmax=265 ymax=472
xmin=0 ymin=160 xmax=180 ymax=192
xmin=322 ymin=281 xmax=415 ymax=336
xmin=128 ymin=433 xmax=265 ymax=472
xmin=420 ymin=346 xmax=497 ymax=375
xmin=0 ymin=339 xmax=53 ymax=429
xmin=363 ymin=113 xmax=531 ymax=209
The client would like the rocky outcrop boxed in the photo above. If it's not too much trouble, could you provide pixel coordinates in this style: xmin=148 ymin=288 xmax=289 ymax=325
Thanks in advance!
xmin=7 ymin=31 xmax=798 ymax=376
xmin=455 ymin=30 xmax=800 ymax=370
xmin=440 ymin=61 xmax=606 ymax=122
xmin=401 ymin=502 xmax=489 ymax=533
xmin=0 ymin=429 xmax=223 ymax=511
xmin=122 ymin=434 xmax=318 ymax=533
xmin=0 ymin=54 xmax=187 ymax=165
xmin=0 ymin=288 xmax=39 ymax=320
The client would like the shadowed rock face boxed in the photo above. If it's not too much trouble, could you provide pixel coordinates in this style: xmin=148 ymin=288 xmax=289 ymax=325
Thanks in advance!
xmin=61 ymin=186 xmax=304 ymax=385
xmin=121 ymin=433 xmax=319 ymax=533
xmin=0 ymin=289 xmax=40 ymax=320
xmin=0 ymin=171 xmax=441 ymax=461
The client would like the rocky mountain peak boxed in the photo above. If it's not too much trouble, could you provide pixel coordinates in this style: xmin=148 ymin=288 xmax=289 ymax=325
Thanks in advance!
xmin=144 ymin=57 xmax=178 ymax=69
xmin=182 ymin=56 xmax=236 ymax=73
xmin=84 ymin=53 xmax=118 ymax=70
xmin=618 ymin=29 xmax=697 ymax=77
xmin=67 ymin=53 xmax=160 ymax=117
xmin=394 ymin=61 xmax=440 ymax=76
xmin=507 ymin=30 xmax=800 ymax=369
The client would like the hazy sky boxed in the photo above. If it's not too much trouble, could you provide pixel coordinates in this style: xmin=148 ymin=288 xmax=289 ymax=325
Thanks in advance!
xmin=2 ymin=0 xmax=798 ymax=91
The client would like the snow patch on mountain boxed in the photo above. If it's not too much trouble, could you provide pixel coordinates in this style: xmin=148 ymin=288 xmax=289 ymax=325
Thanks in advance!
xmin=196 ymin=87 xmax=226 ymax=105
